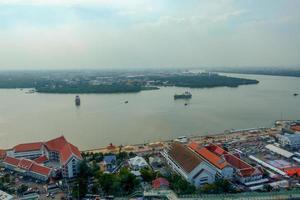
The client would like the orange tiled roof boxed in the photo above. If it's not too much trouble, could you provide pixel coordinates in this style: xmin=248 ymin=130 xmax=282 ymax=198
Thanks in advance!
xmin=18 ymin=159 xmax=33 ymax=170
xmin=191 ymin=143 xmax=262 ymax=177
xmin=11 ymin=136 xmax=82 ymax=165
xmin=13 ymin=142 xmax=43 ymax=153
xmin=34 ymin=155 xmax=49 ymax=164
xmin=188 ymin=142 xmax=229 ymax=169
xmin=4 ymin=156 xmax=20 ymax=166
xmin=30 ymin=163 xmax=51 ymax=176
xmin=45 ymin=136 xmax=82 ymax=164
xmin=4 ymin=156 xmax=51 ymax=176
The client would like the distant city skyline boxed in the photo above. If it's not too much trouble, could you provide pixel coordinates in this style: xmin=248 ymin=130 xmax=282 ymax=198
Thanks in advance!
xmin=0 ymin=0 xmax=299 ymax=70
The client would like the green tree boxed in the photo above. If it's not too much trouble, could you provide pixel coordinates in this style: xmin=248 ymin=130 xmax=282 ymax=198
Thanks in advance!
xmin=119 ymin=168 xmax=139 ymax=195
xmin=140 ymin=167 xmax=156 ymax=182
xmin=17 ymin=184 xmax=28 ymax=195
xmin=167 ymin=174 xmax=195 ymax=195
xmin=98 ymin=173 xmax=121 ymax=195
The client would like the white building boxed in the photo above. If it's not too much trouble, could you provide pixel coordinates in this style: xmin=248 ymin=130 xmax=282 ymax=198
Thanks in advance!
xmin=129 ymin=156 xmax=149 ymax=170
xmin=162 ymin=142 xmax=216 ymax=187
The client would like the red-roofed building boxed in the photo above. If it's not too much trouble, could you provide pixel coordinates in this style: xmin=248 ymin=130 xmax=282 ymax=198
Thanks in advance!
xmin=5 ymin=136 xmax=82 ymax=179
xmin=34 ymin=155 xmax=49 ymax=164
xmin=3 ymin=156 xmax=51 ymax=181
xmin=189 ymin=142 xmax=263 ymax=184
xmin=45 ymin=136 xmax=82 ymax=178
xmin=188 ymin=142 xmax=233 ymax=179
xmin=152 ymin=178 xmax=170 ymax=189
xmin=8 ymin=142 xmax=45 ymax=159
xmin=162 ymin=142 xmax=217 ymax=187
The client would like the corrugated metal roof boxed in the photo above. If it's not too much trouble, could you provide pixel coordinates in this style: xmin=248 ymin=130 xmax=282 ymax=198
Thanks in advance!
xmin=265 ymin=144 xmax=294 ymax=158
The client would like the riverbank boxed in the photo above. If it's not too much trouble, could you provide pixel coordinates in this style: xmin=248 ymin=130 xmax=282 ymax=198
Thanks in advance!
xmin=82 ymin=121 xmax=283 ymax=154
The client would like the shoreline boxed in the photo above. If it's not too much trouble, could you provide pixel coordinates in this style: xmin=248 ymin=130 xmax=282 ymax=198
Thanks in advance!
xmin=82 ymin=120 xmax=294 ymax=154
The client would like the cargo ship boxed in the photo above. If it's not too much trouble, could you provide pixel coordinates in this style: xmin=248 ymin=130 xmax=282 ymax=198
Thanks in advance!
xmin=75 ymin=95 xmax=80 ymax=106
xmin=174 ymin=91 xmax=192 ymax=100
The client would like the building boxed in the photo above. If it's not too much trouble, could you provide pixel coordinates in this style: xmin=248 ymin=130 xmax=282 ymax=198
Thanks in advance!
xmin=152 ymin=177 xmax=169 ymax=189
xmin=188 ymin=142 xmax=234 ymax=179
xmin=0 ymin=190 xmax=14 ymax=200
xmin=3 ymin=156 xmax=52 ymax=181
xmin=162 ymin=142 xmax=217 ymax=187
xmin=128 ymin=156 xmax=149 ymax=170
xmin=278 ymin=133 xmax=300 ymax=150
xmin=203 ymin=144 xmax=263 ymax=184
xmin=5 ymin=136 xmax=82 ymax=179
xmin=101 ymin=155 xmax=117 ymax=172
xmin=265 ymin=144 xmax=294 ymax=158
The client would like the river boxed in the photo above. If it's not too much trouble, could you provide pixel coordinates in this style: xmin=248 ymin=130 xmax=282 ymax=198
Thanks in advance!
xmin=0 ymin=73 xmax=299 ymax=150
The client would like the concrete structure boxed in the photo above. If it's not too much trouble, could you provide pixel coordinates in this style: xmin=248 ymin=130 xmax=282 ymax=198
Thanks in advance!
xmin=278 ymin=133 xmax=300 ymax=150
xmin=0 ymin=190 xmax=13 ymax=200
xmin=162 ymin=142 xmax=217 ymax=187
xmin=5 ymin=136 xmax=82 ymax=179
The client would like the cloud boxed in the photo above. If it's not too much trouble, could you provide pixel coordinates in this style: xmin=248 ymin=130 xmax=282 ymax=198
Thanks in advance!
xmin=0 ymin=0 xmax=299 ymax=69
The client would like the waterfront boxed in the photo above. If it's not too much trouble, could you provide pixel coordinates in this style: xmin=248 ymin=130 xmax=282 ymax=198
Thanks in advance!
xmin=0 ymin=73 xmax=299 ymax=150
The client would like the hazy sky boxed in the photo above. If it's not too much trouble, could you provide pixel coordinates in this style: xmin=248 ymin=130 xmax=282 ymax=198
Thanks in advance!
xmin=0 ymin=0 xmax=299 ymax=70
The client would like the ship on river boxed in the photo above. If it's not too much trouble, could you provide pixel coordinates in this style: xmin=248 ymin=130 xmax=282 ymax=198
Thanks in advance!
xmin=75 ymin=95 xmax=81 ymax=106
xmin=174 ymin=91 xmax=192 ymax=100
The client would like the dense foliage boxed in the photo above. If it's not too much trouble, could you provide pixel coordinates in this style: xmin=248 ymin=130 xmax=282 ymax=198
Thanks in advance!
xmin=150 ymin=74 xmax=259 ymax=88
xmin=0 ymin=71 xmax=258 ymax=93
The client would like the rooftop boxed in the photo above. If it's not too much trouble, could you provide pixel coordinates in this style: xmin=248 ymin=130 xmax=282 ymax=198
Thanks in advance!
xmin=168 ymin=142 xmax=204 ymax=173
xmin=4 ymin=156 xmax=51 ymax=176
xmin=188 ymin=142 xmax=229 ymax=170
xmin=13 ymin=142 xmax=43 ymax=153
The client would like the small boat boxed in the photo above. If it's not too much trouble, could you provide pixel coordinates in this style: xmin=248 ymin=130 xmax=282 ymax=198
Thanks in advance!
xmin=25 ymin=89 xmax=35 ymax=94
xmin=124 ymin=101 xmax=128 ymax=104
xmin=75 ymin=95 xmax=80 ymax=106
xmin=294 ymin=93 xmax=298 ymax=96
xmin=174 ymin=91 xmax=192 ymax=100
xmin=184 ymin=103 xmax=188 ymax=106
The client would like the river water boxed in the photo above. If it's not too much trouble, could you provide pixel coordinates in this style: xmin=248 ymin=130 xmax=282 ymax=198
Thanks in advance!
xmin=0 ymin=73 xmax=299 ymax=150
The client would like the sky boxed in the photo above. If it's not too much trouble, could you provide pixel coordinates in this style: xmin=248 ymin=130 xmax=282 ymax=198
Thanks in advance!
xmin=0 ymin=0 xmax=299 ymax=70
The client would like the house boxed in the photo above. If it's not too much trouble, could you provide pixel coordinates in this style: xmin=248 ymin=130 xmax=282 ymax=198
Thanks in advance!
xmin=152 ymin=177 xmax=169 ymax=189
xmin=102 ymin=155 xmax=117 ymax=172
xmin=3 ymin=156 xmax=52 ymax=181
xmin=128 ymin=156 xmax=149 ymax=170
xmin=188 ymin=142 xmax=234 ymax=179
xmin=162 ymin=142 xmax=217 ymax=187
xmin=5 ymin=136 xmax=83 ymax=179
xmin=149 ymin=156 xmax=163 ymax=168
